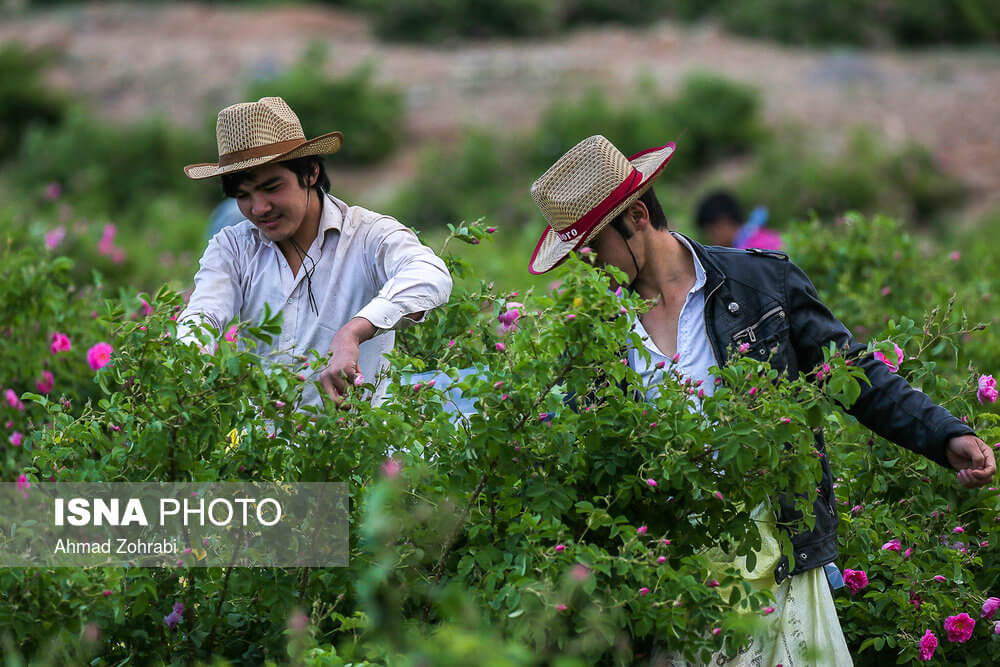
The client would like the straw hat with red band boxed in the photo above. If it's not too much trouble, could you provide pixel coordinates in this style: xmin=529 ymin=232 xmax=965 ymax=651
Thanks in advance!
xmin=528 ymin=135 xmax=676 ymax=275
xmin=184 ymin=96 xmax=343 ymax=180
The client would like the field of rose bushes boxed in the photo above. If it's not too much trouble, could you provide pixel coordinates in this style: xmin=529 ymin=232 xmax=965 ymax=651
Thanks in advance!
xmin=1 ymin=197 xmax=999 ymax=665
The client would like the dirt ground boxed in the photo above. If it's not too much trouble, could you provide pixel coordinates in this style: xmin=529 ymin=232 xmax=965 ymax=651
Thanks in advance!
xmin=3 ymin=3 xmax=999 ymax=219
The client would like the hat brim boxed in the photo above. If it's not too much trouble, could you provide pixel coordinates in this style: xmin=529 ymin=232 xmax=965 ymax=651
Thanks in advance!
xmin=183 ymin=131 xmax=344 ymax=180
xmin=528 ymin=142 xmax=676 ymax=275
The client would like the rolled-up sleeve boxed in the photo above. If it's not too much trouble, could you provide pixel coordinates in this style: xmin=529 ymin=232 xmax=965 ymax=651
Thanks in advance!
xmin=354 ymin=218 xmax=453 ymax=332
xmin=177 ymin=231 xmax=243 ymax=343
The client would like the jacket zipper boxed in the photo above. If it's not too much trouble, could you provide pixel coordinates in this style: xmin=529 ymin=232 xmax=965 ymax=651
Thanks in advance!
xmin=732 ymin=305 xmax=785 ymax=344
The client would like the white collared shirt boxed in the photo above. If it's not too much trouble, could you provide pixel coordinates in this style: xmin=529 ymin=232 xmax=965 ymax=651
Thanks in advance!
xmin=628 ymin=232 xmax=717 ymax=403
xmin=178 ymin=193 xmax=453 ymax=407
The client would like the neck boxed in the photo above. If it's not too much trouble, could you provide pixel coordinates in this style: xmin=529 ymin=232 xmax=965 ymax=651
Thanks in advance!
xmin=280 ymin=188 xmax=323 ymax=256
xmin=633 ymin=229 xmax=696 ymax=301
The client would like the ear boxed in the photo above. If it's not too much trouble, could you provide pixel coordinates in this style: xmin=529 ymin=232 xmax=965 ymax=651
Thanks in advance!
xmin=629 ymin=200 xmax=651 ymax=230
xmin=309 ymin=162 xmax=319 ymax=186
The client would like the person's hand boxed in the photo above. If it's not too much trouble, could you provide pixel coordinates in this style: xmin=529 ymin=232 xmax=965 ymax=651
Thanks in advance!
xmin=945 ymin=435 xmax=996 ymax=488
xmin=320 ymin=317 xmax=376 ymax=406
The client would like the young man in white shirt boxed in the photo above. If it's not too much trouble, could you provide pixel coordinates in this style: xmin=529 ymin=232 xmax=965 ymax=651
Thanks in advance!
xmin=181 ymin=96 xmax=452 ymax=407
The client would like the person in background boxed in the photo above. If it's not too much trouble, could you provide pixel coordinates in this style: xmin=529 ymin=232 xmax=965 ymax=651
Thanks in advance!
xmin=178 ymin=96 xmax=452 ymax=408
xmin=695 ymin=189 xmax=781 ymax=250
xmin=527 ymin=135 xmax=994 ymax=666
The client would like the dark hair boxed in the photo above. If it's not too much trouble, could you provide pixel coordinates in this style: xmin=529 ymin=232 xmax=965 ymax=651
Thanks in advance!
xmin=220 ymin=155 xmax=330 ymax=199
xmin=695 ymin=190 xmax=743 ymax=229
xmin=610 ymin=187 xmax=668 ymax=239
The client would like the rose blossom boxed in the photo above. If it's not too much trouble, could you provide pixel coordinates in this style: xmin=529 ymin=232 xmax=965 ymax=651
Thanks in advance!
xmin=982 ymin=597 xmax=1000 ymax=620
xmin=943 ymin=612 xmax=975 ymax=643
xmin=918 ymin=629 xmax=937 ymax=661
xmin=5 ymin=389 xmax=24 ymax=411
xmin=843 ymin=569 xmax=869 ymax=595
xmin=86 ymin=342 xmax=113 ymax=370
xmin=881 ymin=538 xmax=901 ymax=552
xmin=873 ymin=343 xmax=904 ymax=373
xmin=977 ymin=374 xmax=998 ymax=404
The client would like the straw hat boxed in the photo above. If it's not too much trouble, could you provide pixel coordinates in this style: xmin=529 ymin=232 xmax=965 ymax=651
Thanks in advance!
xmin=184 ymin=97 xmax=343 ymax=179
xmin=528 ymin=135 xmax=675 ymax=275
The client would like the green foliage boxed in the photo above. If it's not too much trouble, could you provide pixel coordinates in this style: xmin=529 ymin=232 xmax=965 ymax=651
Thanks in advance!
xmin=734 ymin=128 xmax=966 ymax=228
xmin=245 ymin=45 xmax=406 ymax=166
xmin=530 ymin=74 xmax=764 ymax=180
xmin=0 ymin=44 xmax=68 ymax=158
xmin=2 ymin=213 xmax=997 ymax=664
xmin=357 ymin=0 xmax=563 ymax=42
xmin=13 ymin=107 xmax=216 ymax=221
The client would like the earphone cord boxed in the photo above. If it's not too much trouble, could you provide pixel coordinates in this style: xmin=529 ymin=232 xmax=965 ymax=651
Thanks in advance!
xmin=289 ymin=186 xmax=319 ymax=316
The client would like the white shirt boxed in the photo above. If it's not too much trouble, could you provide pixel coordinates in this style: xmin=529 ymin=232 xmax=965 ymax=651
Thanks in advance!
xmin=178 ymin=193 xmax=453 ymax=407
xmin=629 ymin=233 xmax=717 ymax=403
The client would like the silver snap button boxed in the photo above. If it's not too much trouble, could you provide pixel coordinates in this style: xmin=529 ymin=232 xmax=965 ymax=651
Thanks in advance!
xmin=799 ymin=553 xmax=808 ymax=560
xmin=728 ymin=302 xmax=740 ymax=313
xmin=759 ymin=348 xmax=766 ymax=356
xmin=779 ymin=311 xmax=786 ymax=319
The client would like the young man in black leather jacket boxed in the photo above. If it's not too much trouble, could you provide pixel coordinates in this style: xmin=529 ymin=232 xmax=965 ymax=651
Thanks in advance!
xmin=527 ymin=134 xmax=996 ymax=659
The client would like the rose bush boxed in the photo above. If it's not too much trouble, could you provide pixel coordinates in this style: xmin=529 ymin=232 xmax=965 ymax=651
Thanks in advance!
xmin=0 ymin=213 xmax=998 ymax=665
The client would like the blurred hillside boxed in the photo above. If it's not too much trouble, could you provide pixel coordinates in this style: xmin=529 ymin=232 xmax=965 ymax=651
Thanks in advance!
xmin=2 ymin=3 xmax=999 ymax=213
xmin=1 ymin=2 xmax=999 ymax=297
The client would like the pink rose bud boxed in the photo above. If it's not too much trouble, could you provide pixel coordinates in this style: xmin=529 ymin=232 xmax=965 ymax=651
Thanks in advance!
xmin=780 ymin=417 xmax=791 ymax=424
xmin=448 ymin=339 xmax=455 ymax=348
xmin=657 ymin=556 xmax=666 ymax=564
xmin=661 ymin=538 xmax=671 ymax=546
xmin=646 ymin=479 xmax=657 ymax=487
xmin=903 ymin=547 xmax=913 ymax=559
xmin=501 ymin=393 xmax=509 ymax=400
xmin=567 ymin=314 xmax=576 ymax=321
xmin=671 ymin=353 xmax=680 ymax=363
xmin=953 ymin=526 xmax=965 ymax=534
xmin=275 ymin=401 xmax=286 ymax=408
xmin=749 ymin=387 xmax=758 ymax=397
xmin=707 ymin=579 xmax=720 ymax=588
xmin=486 ymin=227 xmax=496 ymax=233
xmin=555 ymin=544 xmax=565 ymax=552
xmin=762 ymin=606 xmax=775 ymax=615
xmin=639 ymin=587 xmax=649 ymax=596
xmin=637 ymin=526 xmax=647 ymax=535
xmin=495 ymin=342 xmax=506 ymax=352
xmin=714 ymin=491 xmax=724 ymax=501
xmin=738 ymin=343 xmax=750 ymax=354
xmin=933 ymin=575 xmax=947 ymax=582
xmin=556 ymin=603 xmax=568 ymax=611
xmin=712 ymin=627 xmax=721 ymax=636
xmin=494 ymin=381 xmax=503 ymax=389
xmin=354 ymin=374 xmax=364 ymax=387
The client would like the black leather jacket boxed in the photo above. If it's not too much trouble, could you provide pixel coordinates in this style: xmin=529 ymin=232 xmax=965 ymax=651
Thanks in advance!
xmin=684 ymin=236 xmax=974 ymax=583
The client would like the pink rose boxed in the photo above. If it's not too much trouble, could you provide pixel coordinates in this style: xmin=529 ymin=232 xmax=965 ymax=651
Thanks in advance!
xmin=556 ymin=603 xmax=568 ymax=611
xmin=843 ymin=569 xmax=869 ymax=595
xmin=903 ymin=547 xmax=913 ymax=559
xmin=380 ymin=458 xmax=401 ymax=480
xmin=881 ymin=538 xmax=902 ymax=552
xmin=498 ymin=308 xmax=520 ymax=332
xmin=495 ymin=342 xmax=506 ymax=352
xmin=738 ymin=342 xmax=750 ymax=354
xmin=873 ymin=343 xmax=904 ymax=373
xmin=555 ymin=544 xmax=565 ymax=552
xmin=982 ymin=597 xmax=1000 ymax=620
xmin=637 ymin=526 xmax=647 ymax=535
xmin=657 ymin=556 xmax=666 ymax=564
xmin=45 ymin=226 xmax=66 ymax=250
xmin=934 ymin=575 xmax=947 ymax=583
xmin=953 ymin=526 xmax=964 ymax=534
xmin=4 ymin=389 xmax=24 ymax=411
xmin=9 ymin=432 xmax=23 ymax=447
xmin=224 ymin=325 xmax=238 ymax=342
xmin=918 ymin=629 xmax=937 ymax=661
xmin=571 ymin=564 xmax=590 ymax=581
xmin=943 ymin=612 xmax=975 ymax=643
xmin=977 ymin=374 xmax=998 ymax=404
xmin=638 ymin=587 xmax=649 ymax=597
xmin=86 ymin=342 xmax=113 ymax=370
xmin=646 ymin=479 xmax=657 ymax=488
xmin=17 ymin=474 xmax=30 ymax=498
xmin=706 ymin=579 xmax=720 ymax=588
xmin=762 ymin=606 xmax=775 ymax=615
xmin=34 ymin=370 xmax=54 ymax=394
xmin=354 ymin=373 xmax=364 ymax=387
